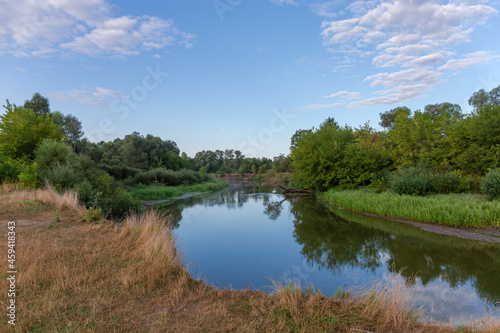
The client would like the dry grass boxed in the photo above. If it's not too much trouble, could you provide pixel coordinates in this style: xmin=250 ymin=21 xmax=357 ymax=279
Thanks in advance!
xmin=0 ymin=185 xmax=499 ymax=332
xmin=5 ymin=183 xmax=83 ymax=212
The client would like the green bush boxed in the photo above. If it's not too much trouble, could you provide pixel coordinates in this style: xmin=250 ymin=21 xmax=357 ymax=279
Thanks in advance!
xmin=389 ymin=168 xmax=431 ymax=196
xmin=126 ymin=168 xmax=212 ymax=187
xmin=75 ymin=180 xmax=103 ymax=208
xmin=18 ymin=163 xmax=38 ymax=188
xmin=427 ymin=173 xmax=461 ymax=194
xmin=103 ymin=187 xmax=142 ymax=219
xmin=390 ymin=168 xmax=474 ymax=196
xmin=0 ymin=155 xmax=20 ymax=183
xmin=481 ymin=168 xmax=500 ymax=200
xmin=35 ymin=139 xmax=74 ymax=179
xmin=44 ymin=163 xmax=83 ymax=191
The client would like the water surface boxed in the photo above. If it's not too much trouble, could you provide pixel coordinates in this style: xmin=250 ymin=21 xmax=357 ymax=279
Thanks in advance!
xmin=164 ymin=185 xmax=500 ymax=324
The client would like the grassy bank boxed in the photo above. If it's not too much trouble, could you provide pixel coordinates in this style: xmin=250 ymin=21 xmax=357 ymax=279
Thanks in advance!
xmin=128 ymin=179 xmax=227 ymax=200
xmin=320 ymin=189 xmax=500 ymax=227
xmin=1 ymin=185 xmax=499 ymax=332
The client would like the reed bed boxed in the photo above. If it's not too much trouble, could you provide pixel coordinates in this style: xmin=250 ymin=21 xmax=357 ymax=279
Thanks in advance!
xmin=321 ymin=190 xmax=500 ymax=227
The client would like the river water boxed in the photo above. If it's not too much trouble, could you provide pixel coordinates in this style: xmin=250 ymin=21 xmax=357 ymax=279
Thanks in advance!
xmin=162 ymin=185 xmax=500 ymax=325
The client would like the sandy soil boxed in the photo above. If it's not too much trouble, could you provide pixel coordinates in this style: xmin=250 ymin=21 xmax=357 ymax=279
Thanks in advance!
xmin=359 ymin=211 xmax=500 ymax=244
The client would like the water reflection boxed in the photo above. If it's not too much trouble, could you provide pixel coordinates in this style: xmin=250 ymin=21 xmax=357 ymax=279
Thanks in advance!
xmin=165 ymin=186 xmax=500 ymax=323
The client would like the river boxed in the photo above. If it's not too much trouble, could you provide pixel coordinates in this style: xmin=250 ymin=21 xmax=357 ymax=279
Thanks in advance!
xmin=160 ymin=185 xmax=500 ymax=325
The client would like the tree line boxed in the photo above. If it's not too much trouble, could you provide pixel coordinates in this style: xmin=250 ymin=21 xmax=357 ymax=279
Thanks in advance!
xmin=290 ymin=85 xmax=500 ymax=196
xmin=0 ymin=92 xmax=294 ymax=217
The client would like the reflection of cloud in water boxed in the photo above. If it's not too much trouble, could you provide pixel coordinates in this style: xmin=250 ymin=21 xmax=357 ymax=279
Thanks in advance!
xmin=388 ymin=274 xmax=500 ymax=325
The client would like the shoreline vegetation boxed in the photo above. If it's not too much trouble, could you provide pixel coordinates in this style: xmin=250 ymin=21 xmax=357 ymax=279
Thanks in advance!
xmin=1 ymin=184 xmax=499 ymax=332
xmin=128 ymin=178 xmax=228 ymax=201
xmin=320 ymin=189 xmax=500 ymax=228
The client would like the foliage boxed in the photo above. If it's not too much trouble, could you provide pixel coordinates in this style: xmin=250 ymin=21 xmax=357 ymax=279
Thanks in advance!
xmin=129 ymin=179 xmax=228 ymax=200
xmin=18 ymin=163 xmax=38 ymax=188
xmin=0 ymin=154 xmax=20 ymax=183
xmin=35 ymin=139 xmax=75 ymax=180
xmin=389 ymin=168 xmax=472 ymax=196
xmin=481 ymin=168 xmax=500 ymax=200
xmin=291 ymin=118 xmax=355 ymax=190
xmin=0 ymin=103 xmax=64 ymax=160
xmin=126 ymin=168 xmax=213 ymax=187
xmin=83 ymin=207 xmax=102 ymax=223
xmin=291 ymin=85 xmax=500 ymax=191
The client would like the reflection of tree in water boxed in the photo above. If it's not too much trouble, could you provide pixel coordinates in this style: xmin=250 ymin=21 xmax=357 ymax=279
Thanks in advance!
xmin=263 ymin=197 xmax=287 ymax=220
xmin=292 ymin=199 xmax=500 ymax=304
xmin=159 ymin=185 xmax=274 ymax=228
xmin=291 ymin=199 xmax=385 ymax=275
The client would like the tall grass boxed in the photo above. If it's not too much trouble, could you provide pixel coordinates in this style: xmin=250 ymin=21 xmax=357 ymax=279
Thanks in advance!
xmin=7 ymin=183 xmax=83 ymax=212
xmin=321 ymin=189 xmax=500 ymax=227
xmin=118 ymin=210 xmax=189 ymax=290
xmin=128 ymin=179 xmax=227 ymax=200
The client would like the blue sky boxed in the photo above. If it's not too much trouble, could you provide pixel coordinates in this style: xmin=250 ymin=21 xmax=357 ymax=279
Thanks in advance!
xmin=1 ymin=0 xmax=499 ymax=158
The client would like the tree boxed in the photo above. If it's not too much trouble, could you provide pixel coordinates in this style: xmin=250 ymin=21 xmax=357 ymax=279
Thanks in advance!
xmin=468 ymin=85 xmax=500 ymax=111
xmin=379 ymin=106 xmax=411 ymax=130
xmin=291 ymin=119 xmax=355 ymax=190
xmin=52 ymin=112 xmax=84 ymax=150
xmin=0 ymin=104 xmax=64 ymax=160
xmin=23 ymin=92 xmax=51 ymax=117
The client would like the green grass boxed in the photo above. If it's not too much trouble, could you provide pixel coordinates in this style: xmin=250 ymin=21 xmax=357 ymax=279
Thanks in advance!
xmin=128 ymin=179 xmax=228 ymax=200
xmin=320 ymin=189 xmax=500 ymax=227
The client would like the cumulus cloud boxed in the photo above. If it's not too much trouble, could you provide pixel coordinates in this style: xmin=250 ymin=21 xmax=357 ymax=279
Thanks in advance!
xmin=438 ymin=51 xmax=499 ymax=71
xmin=318 ymin=0 xmax=498 ymax=107
xmin=51 ymin=87 xmax=124 ymax=107
xmin=0 ymin=0 xmax=195 ymax=57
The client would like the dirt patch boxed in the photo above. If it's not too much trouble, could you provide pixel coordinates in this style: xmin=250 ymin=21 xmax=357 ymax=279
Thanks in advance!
xmin=357 ymin=211 xmax=500 ymax=244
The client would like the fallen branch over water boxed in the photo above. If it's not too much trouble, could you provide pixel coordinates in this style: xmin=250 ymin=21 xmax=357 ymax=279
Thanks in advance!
xmin=279 ymin=185 xmax=312 ymax=194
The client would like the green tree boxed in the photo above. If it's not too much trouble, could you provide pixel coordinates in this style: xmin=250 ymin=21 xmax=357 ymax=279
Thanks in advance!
xmin=23 ymin=92 xmax=51 ymax=117
xmin=52 ymin=112 xmax=84 ymax=150
xmin=291 ymin=118 xmax=354 ymax=190
xmin=0 ymin=104 xmax=63 ymax=160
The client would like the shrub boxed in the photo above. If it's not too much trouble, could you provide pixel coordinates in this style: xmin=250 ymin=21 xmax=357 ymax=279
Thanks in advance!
xmin=83 ymin=207 xmax=102 ymax=223
xmin=390 ymin=168 xmax=474 ymax=196
xmin=481 ymin=168 xmax=500 ymax=200
xmin=389 ymin=168 xmax=431 ymax=196
xmin=35 ymin=139 xmax=74 ymax=179
xmin=44 ymin=163 xmax=83 ymax=191
xmin=104 ymin=187 xmax=142 ymax=219
xmin=427 ymin=173 xmax=461 ymax=194
xmin=18 ymin=163 xmax=38 ymax=188
xmin=0 ymin=155 xmax=20 ymax=183
xmin=75 ymin=180 xmax=103 ymax=208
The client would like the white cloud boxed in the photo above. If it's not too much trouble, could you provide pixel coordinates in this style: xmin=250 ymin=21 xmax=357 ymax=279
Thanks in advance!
xmin=311 ymin=2 xmax=341 ymax=18
xmin=438 ymin=51 xmax=499 ymax=71
xmin=323 ymin=91 xmax=361 ymax=99
xmin=404 ymin=53 xmax=446 ymax=67
xmin=0 ymin=0 xmax=195 ymax=57
xmin=51 ymin=87 xmax=123 ymax=107
xmin=318 ymin=0 xmax=498 ymax=107
xmin=364 ymin=68 xmax=441 ymax=87
xmin=294 ymin=102 xmax=344 ymax=111
xmin=349 ymin=84 xmax=428 ymax=108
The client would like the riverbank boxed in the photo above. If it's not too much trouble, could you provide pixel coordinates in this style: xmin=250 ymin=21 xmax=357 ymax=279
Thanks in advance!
xmin=1 ymin=184 xmax=499 ymax=332
xmin=127 ymin=179 xmax=228 ymax=200
xmin=320 ymin=189 xmax=500 ymax=229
